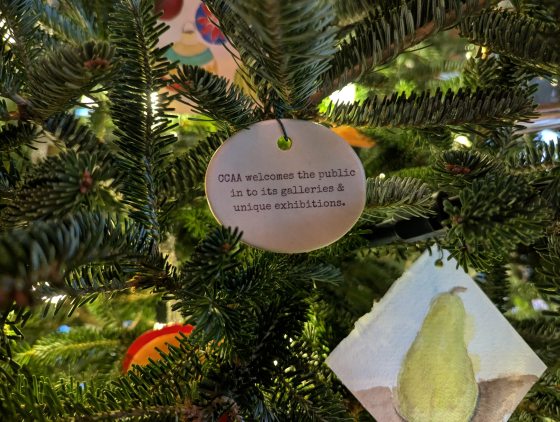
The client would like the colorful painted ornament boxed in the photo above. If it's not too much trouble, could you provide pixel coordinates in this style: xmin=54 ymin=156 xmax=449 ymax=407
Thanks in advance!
xmin=195 ymin=4 xmax=226 ymax=44
xmin=122 ymin=324 xmax=194 ymax=372
xmin=331 ymin=126 xmax=376 ymax=149
xmin=157 ymin=0 xmax=238 ymax=114
xmin=327 ymin=251 xmax=546 ymax=422
xmin=155 ymin=0 xmax=184 ymax=21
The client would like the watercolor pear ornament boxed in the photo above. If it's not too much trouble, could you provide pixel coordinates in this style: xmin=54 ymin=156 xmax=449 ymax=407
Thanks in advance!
xmin=395 ymin=287 xmax=478 ymax=422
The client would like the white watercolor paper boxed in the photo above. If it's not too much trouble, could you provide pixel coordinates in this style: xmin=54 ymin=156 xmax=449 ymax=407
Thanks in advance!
xmin=327 ymin=251 xmax=546 ymax=422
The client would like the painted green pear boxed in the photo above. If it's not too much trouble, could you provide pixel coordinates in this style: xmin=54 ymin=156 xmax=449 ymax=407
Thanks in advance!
xmin=395 ymin=287 xmax=478 ymax=422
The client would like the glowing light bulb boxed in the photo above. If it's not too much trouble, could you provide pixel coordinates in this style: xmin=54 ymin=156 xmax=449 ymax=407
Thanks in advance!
xmin=41 ymin=295 xmax=66 ymax=304
xmin=454 ymin=135 xmax=472 ymax=147
xmin=330 ymin=83 xmax=356 ymax=105
xmin=150 ymin=92 xmax=159 ymax=114
xmin=539 ymin=129 xmax=558 ymax=144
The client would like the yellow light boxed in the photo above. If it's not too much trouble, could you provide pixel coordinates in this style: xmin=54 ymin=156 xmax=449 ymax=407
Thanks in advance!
xmin=454 ymin=135 xmax=472 ymax=147
xmin=41 ymin=295 xmax=66 ymax=304
xmin=0 ymin=19 xmax=15 ymax=44
xmin=540 ymin=129 xmax=558 ymax=144
xmin=150 ymin=92 xmax=159 ymax=114
xmin=330 ymin=83 xmax=356 ymax=105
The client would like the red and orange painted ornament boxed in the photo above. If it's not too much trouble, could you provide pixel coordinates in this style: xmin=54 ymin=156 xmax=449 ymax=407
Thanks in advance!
xmin=122 ymin=324 xmax=194 ymax=372
xmin=122 ymin=324 xmax=231 ymax=421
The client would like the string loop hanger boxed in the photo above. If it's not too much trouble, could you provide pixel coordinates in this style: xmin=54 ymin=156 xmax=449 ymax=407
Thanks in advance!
xmin=276 ymin=118 xmax=292 ymax=150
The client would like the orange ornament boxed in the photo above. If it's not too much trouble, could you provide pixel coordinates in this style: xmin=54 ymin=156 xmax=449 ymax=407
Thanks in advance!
xmin=122 ymin=324 xmax=194 ymax=372
xmin=331 ymin=125 xmax=376 ymax=148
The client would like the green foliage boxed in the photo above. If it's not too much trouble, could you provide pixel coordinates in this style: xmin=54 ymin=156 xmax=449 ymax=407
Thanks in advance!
xmin=0 ymin=303 xmax=30 ymax=376
xmin=172 ymin=66 xmax=261 ymax=130
xmin=444 ymin=175 xmax=551 ymax=269
xmin=459 ymin=9 xmax=560 ymax=76
xmin=433 ymin=150 xmax=501 ymax=193
xmin=536 ymin=236 xmax=560 ymax=297
xmin=0 ymin=121 xmax=39 ymax=152
xmin=363 ymin=176 xmax=436 ymax=224
xmin=0 ymin=0 xmax=43 ymax=78
xmin=317 ymin=0 xmax=488 ymax=101
xmin=512 ymin=363 xmax=560 ymax=421
xmin=4 ymin=149 xmax=121 ymax=222
xmin=0 ymin=212 xmax=149 ymax=301
xmin=32 ymin=0 xmax=94 ymax=44
xmin=15 ymin=327 xmax=121 ymax=373
xmin=512 ymin=317 xmax=560 ymax=367
xmin=26 ymin=40 xmax=115 ymax=119
xmin=323 ymin=87 xmax=536 ymax=130
xmin=109 ymin=0 xmax=176 ymax=242
xmin=207 ymin=0 xmax=336 ymax=114
xmin=162 ymin=132 xmax=225 ymax=203
xmin=43 ymin=112 xmax=104 ymax=152
xmin=508 ymin=140 xmax=560 ymax=171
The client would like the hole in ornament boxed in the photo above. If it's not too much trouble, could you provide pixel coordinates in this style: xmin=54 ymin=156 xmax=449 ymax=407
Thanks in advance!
xmin=277 ymin=136 xmax=292 ymax=150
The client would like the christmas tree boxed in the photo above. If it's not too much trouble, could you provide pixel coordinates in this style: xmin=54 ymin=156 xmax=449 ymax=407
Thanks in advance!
xmin=0 ymin=0 xmax=559 ymax=420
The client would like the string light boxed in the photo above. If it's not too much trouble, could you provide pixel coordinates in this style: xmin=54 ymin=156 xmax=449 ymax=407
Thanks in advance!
xmin=329 ymin=83 xmax=356 ymax=105
xmin=42 ymin=295 xmax=66 ymax=304
xmin=539 ymin=129 xmax=558 ymax=144
xmin=454 ymin=135 xmax=472 ymax=147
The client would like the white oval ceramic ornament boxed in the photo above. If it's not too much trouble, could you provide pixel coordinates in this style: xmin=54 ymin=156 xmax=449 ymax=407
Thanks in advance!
xmin=205 ymin=119 xmax=366 ymax=253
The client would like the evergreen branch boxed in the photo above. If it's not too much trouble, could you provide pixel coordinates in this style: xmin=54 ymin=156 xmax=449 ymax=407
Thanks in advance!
xmin=0 ymin=0 xmax=42 ymax=78
xmin=536 ymin=236 xmax=560 ymax=293
xmin=177 ymin=226 xmax=243 ymax=286
xmin=32 ymin=0 xmax=93 ymax=44
xmin=322 ymin=87 xmax=536 ymax=129
xmin=43 ymin=113 xmax=104 ymax=152
xmin=362 ymin=177 xmax=436 ymax=225
xmin=462 ymin=55 xmax=537 ymax=91
xmin=433 ymin=150 xmax=501 ymax=193
xmin=36 ymin=255 xmax=176 ymax=317
xmin=4 ymin=149 xmax=121 ymax=222
xmin=0 ymin=121 xmax=40 ymax=152
xmin=162 ymin=132 xmax=225 ymax=201
xmin=15 ymin=329 xmax=120 ymax=367
xmin=109 ymin=0 xmax=176 ymax=242
xmin=459 ymin=9 xmax=560 ymax=75
xmin=26 ymin=40 xmax=115 ymax=119
xmin=63 ymin=265 xmax=128 ymax=296
xmin=122 ymin=336 xmax=207 ymax=408
xmin=207 ymin=0 xmax=337 ymax=112
xmin=332 ymin=0 xmax=387 ymax=25
xmin=311 ymin=0 xmax=490 ymax=105
xmin=511 ymin=317 xmax=560 ymax=366
xmin=35 ymin=264 xmax=129 ymax=318
xmin=507 ymin=141 xmax=560 ymax=172
xmin=56 ymin=0 xmax=116 ymax=40
xmin=474 ymin=265 xmax=510 ymax=312
xmin=0 ymin=212 xmax=150 ymax=303
xmin=171 ymin=65 xmax=261 ymax=130
xmin=444 ymin=175 xmax=550 ymax=268
xmin=266 ymin=368 xmax=350 ymax=421
xmin=506 ymin=141 xmax=560 ymax=213
xmin=513 ymin=364 xmax=560 ymax=422
xmin=0 ymin=303 xmax=30 ymax=367
xmin=0 ymin=159 xmax=19 ymax=203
